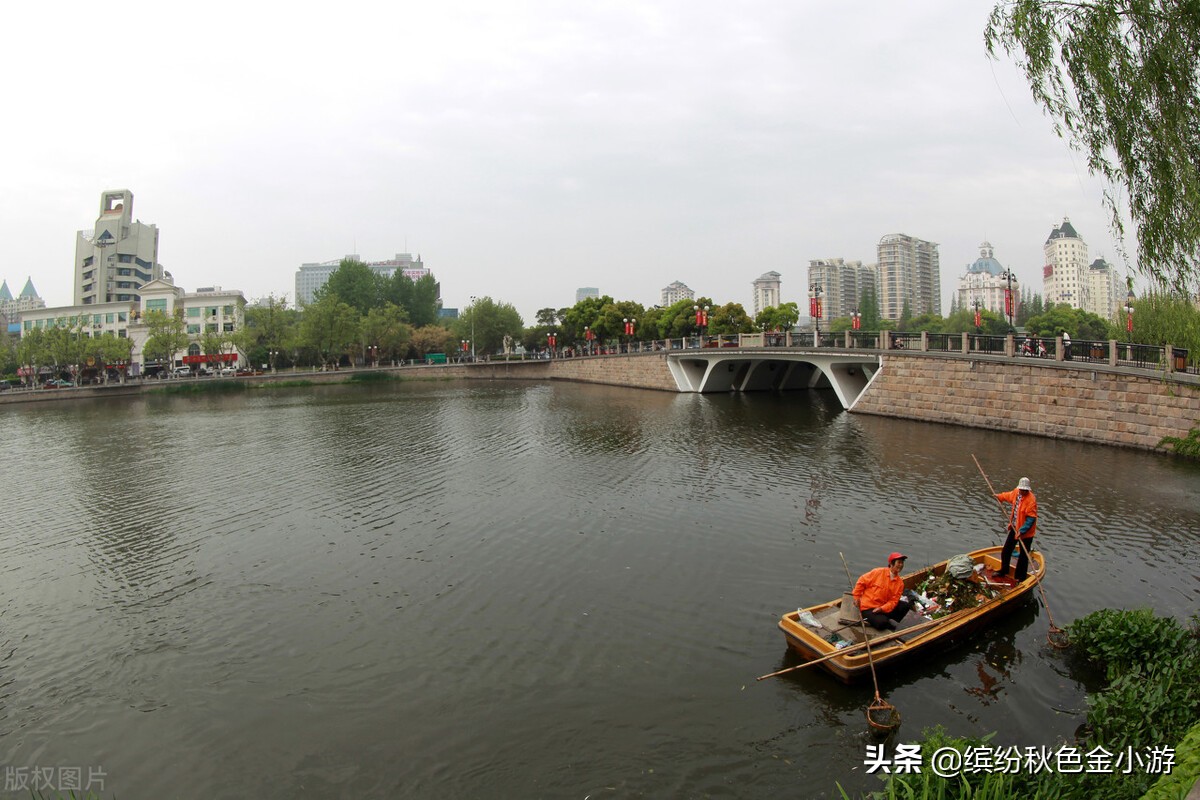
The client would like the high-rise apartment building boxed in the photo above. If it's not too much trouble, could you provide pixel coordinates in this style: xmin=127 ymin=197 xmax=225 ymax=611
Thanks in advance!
xmin=1085 ymin=257 xmax=1125 ymax=320
xmin=660 ymin=280 xmax=694 ymax=306
xmin=576 ymin=287 xmax=600 ymax=304
xmin=1042 ymin=218 xmax=1089 ymax=310
xmin=877 ymin=234 xmax=940 ymax=320
xmin=807 ymin=258 xmax=875 ymax=321
xmin=1 ymin=278 xmax=46 ymax=333
xmin=73 ymin=190 xmax=163 ymax=306
xmin=296 ymin=253 xmax=431 ymax=306
xmin=955 ymin=241 xmax=1018 ymax=316
xmin=751 ymin=271 xmax=781 ymax=317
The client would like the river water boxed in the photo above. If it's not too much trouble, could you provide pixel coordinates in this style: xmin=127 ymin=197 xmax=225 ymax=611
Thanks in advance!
xmin=0 ymin=380 xmax=1196 ymax=798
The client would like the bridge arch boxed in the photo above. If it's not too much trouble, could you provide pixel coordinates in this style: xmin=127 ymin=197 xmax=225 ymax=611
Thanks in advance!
xmin=666 ymin=350 xmax=881 ymax=409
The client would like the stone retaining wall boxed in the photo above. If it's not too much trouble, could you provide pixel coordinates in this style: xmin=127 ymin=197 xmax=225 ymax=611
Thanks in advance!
xmin=851 ymin=354 xmax=1200 ymax=451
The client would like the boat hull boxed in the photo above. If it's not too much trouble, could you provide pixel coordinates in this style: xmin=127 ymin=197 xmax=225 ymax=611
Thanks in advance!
xmin=777 ymin=546 xmax=1046 ymax=683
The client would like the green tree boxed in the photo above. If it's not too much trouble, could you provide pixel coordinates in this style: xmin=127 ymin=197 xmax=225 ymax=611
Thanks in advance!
xmin=238 ymin=294 xmax=298 ymax=370
xmin=300 ymin=294 xmax=361 ymax=367
xmin=898 ymin=300 xmax=914 ymax=331
xmin=708 ymin=302 xmax=753 ymax=335
xmin=755 ymin=302 xmax=800 ymax=332
xmin=1116 ymin=291 xmax=1200 ymax=352
xmin=1024 ymin=304 xmax=1111 ymax=340
xmin=362 ymin=303 xmax=412 ymax=364
xmin=16 ymin=327 xmax=46 ymax=384
xmin=410 ymin=324 xmax=455 ymax=359
xmin=88 ymin=332 xmax=134 ymax=381
xmin=201 ymin=331 xmax=231 ymax=373
xmin=456 ymin=297 xmax=524 ymax=357
xmin=142 ymin=309 xmax=190 ymax=374
xmin=987 ymin=0 xmax=1200 ymax=293
xmin=318 ymin=258 xmax=382 ymax=316
xmin=535 ymin=308 xmax=559 ymax=327
xmin=859 ymin=286 xmax=883 ymax=331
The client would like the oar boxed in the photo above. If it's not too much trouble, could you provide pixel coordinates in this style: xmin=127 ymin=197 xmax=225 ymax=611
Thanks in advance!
xmin=840 ymin=552 xmax=900 ymax=733
xmin=970 ymin=455 xmax=1068 ymax=649
xmin=756 ymin=615 xmax=947 ymax=681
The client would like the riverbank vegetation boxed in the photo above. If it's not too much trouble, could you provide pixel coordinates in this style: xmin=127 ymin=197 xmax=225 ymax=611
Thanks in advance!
xmin=845 ymin=608 xmax=1200 ymax=799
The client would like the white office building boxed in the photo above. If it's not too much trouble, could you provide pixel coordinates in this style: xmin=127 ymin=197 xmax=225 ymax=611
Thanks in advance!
xmin=74 ymin=190 xmax=163 ymax=306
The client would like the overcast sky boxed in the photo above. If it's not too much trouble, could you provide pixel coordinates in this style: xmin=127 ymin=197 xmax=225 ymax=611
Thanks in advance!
xmin=1 ymin=0 xmax=1131 ymax=322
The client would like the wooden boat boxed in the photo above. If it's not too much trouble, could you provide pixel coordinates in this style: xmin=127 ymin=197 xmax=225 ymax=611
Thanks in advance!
xmin=777 ymin=545 xmax=1046 ymax=683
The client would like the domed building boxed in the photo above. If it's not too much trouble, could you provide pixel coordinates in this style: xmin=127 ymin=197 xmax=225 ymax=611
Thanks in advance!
xmin=956 ymin=241 xmax=1018 ymax=320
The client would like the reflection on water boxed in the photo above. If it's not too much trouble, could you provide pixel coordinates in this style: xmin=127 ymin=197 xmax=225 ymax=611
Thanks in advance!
xmin=0 ymin=381 xmax=1196 ymax=798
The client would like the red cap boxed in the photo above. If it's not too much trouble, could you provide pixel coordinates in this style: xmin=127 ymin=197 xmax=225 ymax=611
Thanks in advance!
xmin=888 ymin=552 xmax=907 ymax=564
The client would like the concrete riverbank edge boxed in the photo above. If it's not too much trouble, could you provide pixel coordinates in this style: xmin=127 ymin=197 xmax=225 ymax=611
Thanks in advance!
xmin=3 ymin=351 xmax=1197 ymax=454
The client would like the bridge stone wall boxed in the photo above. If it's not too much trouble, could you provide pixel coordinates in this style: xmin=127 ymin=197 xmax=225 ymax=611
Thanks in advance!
xmin=851 ymin=354 xmax=1200 ymax=451
xmin=455 ymin=353 xmax=677 ymax=391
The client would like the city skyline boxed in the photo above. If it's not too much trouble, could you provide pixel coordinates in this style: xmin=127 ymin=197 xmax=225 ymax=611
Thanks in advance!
xmin=2 ymin=2 xmax=1131 ymax=324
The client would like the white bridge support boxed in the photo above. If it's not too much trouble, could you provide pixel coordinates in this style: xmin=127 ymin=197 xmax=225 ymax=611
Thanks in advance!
xmin=665 ymin=349 xmax=882 ymax=409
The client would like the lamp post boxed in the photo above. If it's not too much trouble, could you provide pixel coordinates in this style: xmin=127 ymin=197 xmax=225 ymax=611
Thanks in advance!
xmin=461 ymin=339 xmax=470 ymax=362
xmin=623 ymin=318 xmax=635 ymax=351
xmin=268 ymin=349 xmax=278 ymax=373
xmin=547 ymin=330 xmax=557 ymax=358
xmin=469 ymin=296 xmax=477 ymax=361
xmin=584 ymin=325 xmax=593 ymax=355
xmin=851 ymin=307 xmax=861 ymax=331
xmin=693 ymin=304 xmax=709 ymax=346
xmin=1125 ymin=289 xmax=1135 ymax=355
xmin=366 ymin=344 xmax=378 ymax=367
xmin=1003 ymin=271 xmax=1015 ymax=331
xmin=973 ymin=299 xmax=982 ymax=333
xmin=809 ymin=284 xmax=823 ymax=345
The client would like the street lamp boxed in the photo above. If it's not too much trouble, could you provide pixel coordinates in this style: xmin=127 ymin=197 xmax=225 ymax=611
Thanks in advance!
xmin=469 ymin=296 xmax=477 ymax=360
xmin=547 ymin=330 xmax=557 ymax=358
xmin=461 ymin=339 xmax=470 ymax=361
xmin=584 ymin=325 xmax=593 ymax=355
xmin=1125 ymin=289 xmax=1135 ymax=344
xmin=809 ymin=284 xmax=823 ymax=344
xmin=268 ymin=349 xmax=278 ymax=373
xmin=851 ymin=307 xmax=861 ymax=331
xmin=694 ymin=304 xmax=709 ymax=346
xmin=623 ymin=318 xmax=635 ymax=351
xmin=973 ymin=299 xmax=982 ymax=333
xmin=366 ymin=344 xmax=378 ymax=367
xmin=1003 ymin=271 xmax=1015 ymax=331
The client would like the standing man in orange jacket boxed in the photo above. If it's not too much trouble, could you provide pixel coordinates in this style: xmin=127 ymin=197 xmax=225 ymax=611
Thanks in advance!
xmin=994 ymin=476 xmax=1038 ymax=581
xmin=853 ymin=552 xmax=912 ymax=630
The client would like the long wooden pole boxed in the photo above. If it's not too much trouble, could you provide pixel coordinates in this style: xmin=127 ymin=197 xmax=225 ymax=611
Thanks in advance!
xmin=970 ymin=454 xmax=1067 ymax=645
xmin=756 ymin=615 xmax=946 ymax=681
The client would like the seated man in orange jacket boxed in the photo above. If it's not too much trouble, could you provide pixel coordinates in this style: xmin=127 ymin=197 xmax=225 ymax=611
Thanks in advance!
xmin=853 ymin=552 xmax=912 ymax=630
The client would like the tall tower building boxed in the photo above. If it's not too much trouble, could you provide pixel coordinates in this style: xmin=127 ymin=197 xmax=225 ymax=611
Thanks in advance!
xmin=1043 ymin=218 xmax=1088 ymax=309
xmin=808 ymin=258 xmax=876 ymax=321
xmin=74 ymin=190 xmax=162 ymax=306
xmin=877 ymin=234 xmax=940 ymax=320
xmin=752 ymin=271 xmax=781 ymax=317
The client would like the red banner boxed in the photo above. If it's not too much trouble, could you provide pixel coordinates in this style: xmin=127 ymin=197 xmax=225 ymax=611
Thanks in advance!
xmin=974 ymin=309 xmax=982 ymax=328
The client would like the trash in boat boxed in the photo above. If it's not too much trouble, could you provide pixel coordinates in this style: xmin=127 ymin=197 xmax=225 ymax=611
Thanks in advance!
xmin=797 ymin=610 xmax=823 ymax=628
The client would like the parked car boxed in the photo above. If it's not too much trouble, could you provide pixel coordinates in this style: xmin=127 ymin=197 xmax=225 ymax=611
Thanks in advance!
xmin=0 ymin=380 xmax=12 ymax=391
xmin=43 ymin=379 xmax=73 ymax=388
xmin=218 ymin=367 xmax=236 ymax=376
xmin=172 ymin=367 xmax=194 ymax=378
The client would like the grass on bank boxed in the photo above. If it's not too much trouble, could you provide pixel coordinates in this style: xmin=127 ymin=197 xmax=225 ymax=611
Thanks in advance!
xmin=842 ymin=609 xmax=1200 ymax=800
